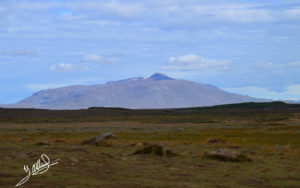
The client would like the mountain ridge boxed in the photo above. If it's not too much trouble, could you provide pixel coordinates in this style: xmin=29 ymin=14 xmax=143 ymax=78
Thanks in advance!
xmin=6 ymin=73 xmax=268 ymax=109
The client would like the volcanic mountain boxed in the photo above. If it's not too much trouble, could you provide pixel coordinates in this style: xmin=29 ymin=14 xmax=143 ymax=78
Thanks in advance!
xmin=10 ymin=73 xmax=266 ymax=109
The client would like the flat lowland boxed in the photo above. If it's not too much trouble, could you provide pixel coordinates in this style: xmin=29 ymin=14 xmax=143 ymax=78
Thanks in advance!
xmin=0 ymin=102 xmax=299 ymax=187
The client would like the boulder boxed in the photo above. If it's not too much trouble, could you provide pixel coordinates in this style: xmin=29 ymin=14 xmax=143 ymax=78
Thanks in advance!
xmin=204 ymin=148 xmax=251 ymax=162
xmin=133 ymin=143 xmax=175 ymax=156
xmin=130 ymin=142 xmax=148 ymax=148
xmin=134 ymin=142 xmax=145 ymax=147
xmin=82 ymin=132 xmax=117 ymax=146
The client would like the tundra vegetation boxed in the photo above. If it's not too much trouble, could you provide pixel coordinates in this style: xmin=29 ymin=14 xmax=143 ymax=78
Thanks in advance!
xmin=0 ymin=102 xmax=299 ymax=187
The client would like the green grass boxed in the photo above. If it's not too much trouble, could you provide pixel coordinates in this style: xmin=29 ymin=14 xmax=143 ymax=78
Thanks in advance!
xmin=0 ymin=103 xmax=299 ymax=187
xmin=0 ymin=122 xmax=299 ymax=188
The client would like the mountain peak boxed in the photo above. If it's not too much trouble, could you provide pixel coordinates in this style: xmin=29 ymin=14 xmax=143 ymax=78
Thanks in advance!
xmin=11 ymin=73 xmax=266 ymax=109
xmin=149 ymin=73 xmax=174 ymax=81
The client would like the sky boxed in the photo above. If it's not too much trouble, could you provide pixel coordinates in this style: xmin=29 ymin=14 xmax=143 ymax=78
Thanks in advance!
xmin=0 ymin=0 xmax=300 ymax=104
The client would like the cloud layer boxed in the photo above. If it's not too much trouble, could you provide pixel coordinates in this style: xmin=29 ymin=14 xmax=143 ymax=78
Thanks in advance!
xmin=164 ymin=54 xmax=230 ymax=72
xmin=2 ymin=49 xmax=36 ymax=57
xmin=226 ymin=84 xmax=300 ymax=101
xmin=82 ymin=54 xmax=116 ymax=63
xmin=0 ymin=0 xmax=299 ymax=103
xmin=50 ymin=64 xmax=75 ymax=72
xmin=2 ymin=1 xmax=300 ymax=25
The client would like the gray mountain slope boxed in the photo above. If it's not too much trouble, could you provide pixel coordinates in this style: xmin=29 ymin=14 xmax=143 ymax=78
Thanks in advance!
xmin=11 ymin=73 xmax=267 ymax=109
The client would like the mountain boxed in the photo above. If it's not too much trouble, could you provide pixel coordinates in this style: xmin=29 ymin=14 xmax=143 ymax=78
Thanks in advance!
xmin=9 ymin=73 xmax=267 ymax=109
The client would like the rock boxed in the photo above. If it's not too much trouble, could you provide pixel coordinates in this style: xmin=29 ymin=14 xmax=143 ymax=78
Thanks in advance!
xmin=207 ymin=138 xmax=226 ymax=144
xmin=242 ymin=149 xmax=256 ymax=155
xmin=134 ymin=142 xmax=145 ymax=147
xmin=133 ymin=143 xmax=176 ymax=156
xmin=204 ymin=148 xmax=251 ymax=162
xmin=35 ymin=141 xmax=50 ymax=146
xmin=69 ymin=157 xmax=79 ymax=163
xmin=130 ymin=142 xmax=147 ymax=148
xmin=82 ymin=132 xmax=117 ymax=146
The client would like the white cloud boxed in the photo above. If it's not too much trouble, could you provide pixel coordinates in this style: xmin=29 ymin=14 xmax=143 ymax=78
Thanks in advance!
xmin=57 ymin=12 xmax=87 ymax=21
xmin=25 ymin=83 xmax=72 ymax=91
xmin=226 ymin=84 xmax=300 ymax=101
xmin=14 ymin=2 xmax=59 ymax=11
xmin=5 ymin=27 xmax=20 ymax=33
xmin=217 ymin=8 xmax=274 ymax=23
xmin=1 ymin=0 xmax=299 ymax=35
xmin=78 ymin=20 xmax=120 ymax=27
xmin=2 ymin=49 xmax=36 ymax=56
xmin=164 ymin=54 xmax=230 ymax=72
xmin=256 ymin=62 xmax=284 ymax=69
xmin=82 ymin=54 xmax=117 ymax=63
xmin=285 ymin=7 xmax=300 ymax=19
xmin=256 ymin=61 xmax=300 ymax=69
xmin=66 ymin=1 xmax=145 ymax=18
xmin=2 ymin=1 xmax=284 ymax=24
xmin=288 ymin=61 xmax=300 ymax=67
xmin=187 ymin=4 xmax=275 ymax=23
xmin=50 ymin=63 xmax=75 ymax=72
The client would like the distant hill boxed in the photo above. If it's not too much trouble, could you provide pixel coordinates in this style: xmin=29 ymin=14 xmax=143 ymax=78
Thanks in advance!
xmin=1 ymin=102 xmax=299 ymax=124
xmin=187 ymin=101 xmax=297 ymax=110
xmin=7 ymin=73 xmax=268 ymax=109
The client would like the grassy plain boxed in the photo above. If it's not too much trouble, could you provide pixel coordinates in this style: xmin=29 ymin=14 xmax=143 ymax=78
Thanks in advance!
xmin=0 ymin=102 xmax=299 ymax=187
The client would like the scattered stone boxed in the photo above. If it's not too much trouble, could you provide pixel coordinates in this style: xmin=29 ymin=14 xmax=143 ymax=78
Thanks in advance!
xmin=204 ymin=148 xmax=251 ymax=162
xmin=130 ymin=142 xmax=147 ymax=148
xmin=82 ymin=132 xmax=117 ymax=146
xmin=134 ymin=142 xmax=145 ymax=147
xmin=242 ymin=149 xmax=256 ymax=155
xmin=228 ymin=145 xmax=240 ymax=149
xmin=220 ymin=126 xmax=231 ymax=130
xmin=26 ymin=151 xmax=39 ymax=158
xmin=168 ymin=167 xmax=180 ymax=171
xmin=15 ymin=152 xmax=28 ymax=159
xmin=262 ymin=168 xmax=270 ymax=173
xmin=275 ymin=145 xmax=290 ymax=150
xmin=35 ymin=141 xmax=50 ymax=146
xmin=133 ymin=143 xmax=176 ymax=156
xmin=207 ymin=138 xmax=226 ymax=144
xmin=279 ymin=152 xmax=285 ymax=156
xmin=69 ymin=157 xmax=79 ymax=163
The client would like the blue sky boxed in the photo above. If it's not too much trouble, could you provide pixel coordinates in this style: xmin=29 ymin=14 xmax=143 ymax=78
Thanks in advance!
xmin=1 ymin=0 xmax=300 ymax=103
